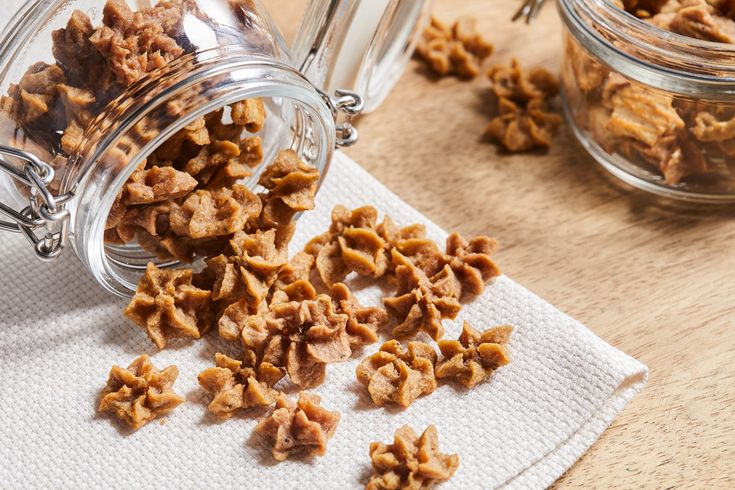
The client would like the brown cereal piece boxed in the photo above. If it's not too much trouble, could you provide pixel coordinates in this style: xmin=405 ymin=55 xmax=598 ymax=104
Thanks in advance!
xmin=485 ymin=97 xmax=564 ymax=152
xmin=330 ymin=283 xmax=387 ymax=348
xmin=255 ymin=392 xmax=340 ymax=461
xmin=488 ymin=59 xmax=559 ymax=104
xmin=89 ymin=0 xmax=184 ymax=86
xmin=116 ymin=202 xmax=171 ymax=240
xmin=238 ymin=295 xmax=351 ymax=388
xmin=180 ymin=117 xmax=211 ymax=146
xmin=207 ymin=137 xmax=264 ymax=190
xmin=98 ymin=354 xmax=184 ymax=430
xmin=565 ymin=36 xmax=608 ymax=94
xmin=656 ymin=129 xmax=709 ymax=184
xmin=356 ymin=340 xmax=438 ymax=408
xmin=259 ymin=149 xmax=320 ymax=212
xmin=305 ymin=205 xmax=391 ymax=286
xmin=444 ymin=232 xmax=501 ymax=296
xmin=51 ymin=10 xmax=104 ymax=86
xmin=169 ymin=184 xmax=261 ymax=238
xmin=137 ymin=230 xmax=230 ymax=263
xmin=367 ymin=425 xmax=459 ymax=490
xmin=56 ymin=84 xmax=96 ymax=126
xmin=274 ymin=251 xmax=314 ymax=289
xmin=270 ymin=252 xmax=318 ymax=306
xmin=231 ymin=98 xmax=266 ymax=133
xmin=415 ymin=16 xmax=494 ymax=78
xmin=124 ymin=263 xmax=212 ymax=349
xmin=183 ymin=137 xmax=263 ymax=188
xmin=668 ymin=2 xmax=735 ymax=42
xmin=198 ymin=352 xmax=284 ymax=420
xmin=106 ymin=193 xmax=127 ymax=230
xmin=124 ymin=165 xmax=198 ymax=205
xmin=383 ymin=265 xmax=462 ymax=341
xmin=435 ymin=321 xmax=512 ymax=388
xmin=486 ymin=60 xmax=562 ymax=152
xmin=203 ymin=226 xmax=293 ymax=321
xmin=603 ymin=76 xmax=685 ymax=147
xmin=378 ymin=217 xmax=445 ymax=277
xmin=6 ymin=62 xmax=66 ymax=124
xmin=693 ymin=111 xmax=735 ymax=141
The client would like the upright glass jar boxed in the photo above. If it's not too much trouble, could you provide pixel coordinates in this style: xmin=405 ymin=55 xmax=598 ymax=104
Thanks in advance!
xmin=0 ymin=0 xmax=432 ymax=296
xmin=559 ymin=0 xmax=735 ymax=203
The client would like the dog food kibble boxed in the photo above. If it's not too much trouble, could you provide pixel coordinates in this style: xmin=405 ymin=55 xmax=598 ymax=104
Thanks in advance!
xmin=197 ymin=352 xmax=284 ymax=420
xmin=383 ymin=264 xmax=462 ymax=341
xmin=367 ymin=425 xmax=459 ymax=490
xmin=485 ymin=59 xmax=563 ymax=152
xmin=255 ymin=392 xmax=340 ymax=461
xmin=415 ymin=16 xmax=494 ymax=78
xmin=356 ymin=340 xmax=438 ymax=408
xmin=98 ymin=354 xmax=184 ymax=430
xmin=330 ymin=282 xmax=387 ymax=348
xmin=435 ymin=321 xmax=513 ymax=388
xmin=124 ymin=263 xmax=213 ymax=349
xmin=234 ymin=295 xmax=351 ymax=389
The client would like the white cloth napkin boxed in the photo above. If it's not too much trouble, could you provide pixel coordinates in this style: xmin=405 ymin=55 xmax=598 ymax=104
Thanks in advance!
xmin=0 ymin=152 xmax=647 ymax=489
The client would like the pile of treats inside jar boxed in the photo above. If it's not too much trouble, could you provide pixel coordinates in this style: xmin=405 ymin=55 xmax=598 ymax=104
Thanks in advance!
xmin=570 ymin=0 xmax=735 ymax=185
xmin=414 ymin=15 xmax=564 ymax=153
xmin=2 ymin=1 xmax=514 ymax=486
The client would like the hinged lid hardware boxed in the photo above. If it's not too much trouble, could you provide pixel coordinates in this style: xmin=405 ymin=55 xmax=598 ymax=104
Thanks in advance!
xmin=0 ymin=145 xmax=72 ymax=261
xmin=319 ymin=88 xmax=364 ymax=147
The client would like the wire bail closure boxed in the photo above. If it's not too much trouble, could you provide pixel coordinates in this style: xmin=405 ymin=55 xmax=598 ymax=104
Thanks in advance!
xmin=319 ymin=88 xmax=364 ymax=147
xmin=0 ymin=145 xmax=71 ymax=261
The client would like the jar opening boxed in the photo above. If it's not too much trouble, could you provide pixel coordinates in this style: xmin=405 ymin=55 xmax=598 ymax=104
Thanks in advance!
xmin=560 ymin=0 xmax=735 ymax=95
xmin=68 ymin=55 xmax=334 ymax=297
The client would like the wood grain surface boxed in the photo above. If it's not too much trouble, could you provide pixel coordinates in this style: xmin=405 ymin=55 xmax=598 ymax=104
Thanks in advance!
xmin=264 ymin=0 xmax=735 ymax=487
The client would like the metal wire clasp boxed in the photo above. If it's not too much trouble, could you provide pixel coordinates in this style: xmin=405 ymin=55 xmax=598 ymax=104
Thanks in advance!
xmin=0 ymin=145 xmax=72 ymax=261
xmin=319 ymin=89 xmax=364 ymax=147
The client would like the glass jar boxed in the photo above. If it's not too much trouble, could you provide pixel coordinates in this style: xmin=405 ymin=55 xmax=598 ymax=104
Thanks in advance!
xmin=0 ymin=0 xmax=432 ymax=296
xmin=559 ymin=0 xmax=735 ymax=203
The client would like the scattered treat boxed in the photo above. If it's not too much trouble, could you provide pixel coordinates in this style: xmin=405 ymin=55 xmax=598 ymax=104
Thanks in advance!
xmin=255 ymin=392 xmax=340 ymax=461
xmin=356 ymin=340 xmax=437 ymax=408
xmin=258 ymin=149 xmax=320 ymax=227
xmin=305 ymin=205 xmax=500 ymax=295
xmin=485 ymin=59 xmax=563 ymax=152
xmin=98 ymin=354 xmax=184 ymax=430
xmin=330 ymin=282 xmax=386 ymax=348
xmin=306 ymin=205 xmax=390 ymax=286
xmin=124 ymin=263 xmax=212 ymax=349
xmin=444 ymin=232 xmax=500 ymax=296
xmin=367 ymin=425 xmax=459 ymax=490
xmin=436 ymin=321 xmax=512 ymax=388
xmin=198 ymin=352 xmax=284 ymax=420
xmin=383 ymin=265 xmax=462 ymax=341
xmin=415 ymin=16 xmax=494 ymax=78
xmin=229 ymin=295 xmax=351 ymax=388
xmin=270 ymin=251 xmax=318 ymax=306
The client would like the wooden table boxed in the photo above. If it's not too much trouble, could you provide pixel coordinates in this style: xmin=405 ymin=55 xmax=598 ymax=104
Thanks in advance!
xmin=267 ymin=0 xmax=735 ymax=486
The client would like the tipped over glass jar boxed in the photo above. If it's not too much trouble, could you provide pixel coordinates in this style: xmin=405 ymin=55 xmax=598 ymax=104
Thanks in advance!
xmin=0 ymin=0 xmax=432 ymax=296
xmin=559 ymin=0 xmax=735 ymax=203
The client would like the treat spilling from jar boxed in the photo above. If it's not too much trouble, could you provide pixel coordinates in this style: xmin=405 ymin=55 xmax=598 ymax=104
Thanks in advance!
xmin=0 ymin=0 xmax=298 ymax=266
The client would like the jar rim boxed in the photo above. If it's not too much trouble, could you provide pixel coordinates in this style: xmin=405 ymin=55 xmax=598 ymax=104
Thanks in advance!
xmin=559 ymin=0 xmax=735 ymax=95
xmin=70 ymin=55 xmax=335 ymax=298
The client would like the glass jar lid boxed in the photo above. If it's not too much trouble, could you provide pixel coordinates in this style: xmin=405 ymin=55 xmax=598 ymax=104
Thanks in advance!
xmin=292 ymin=0 xmax=433 ymax=113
